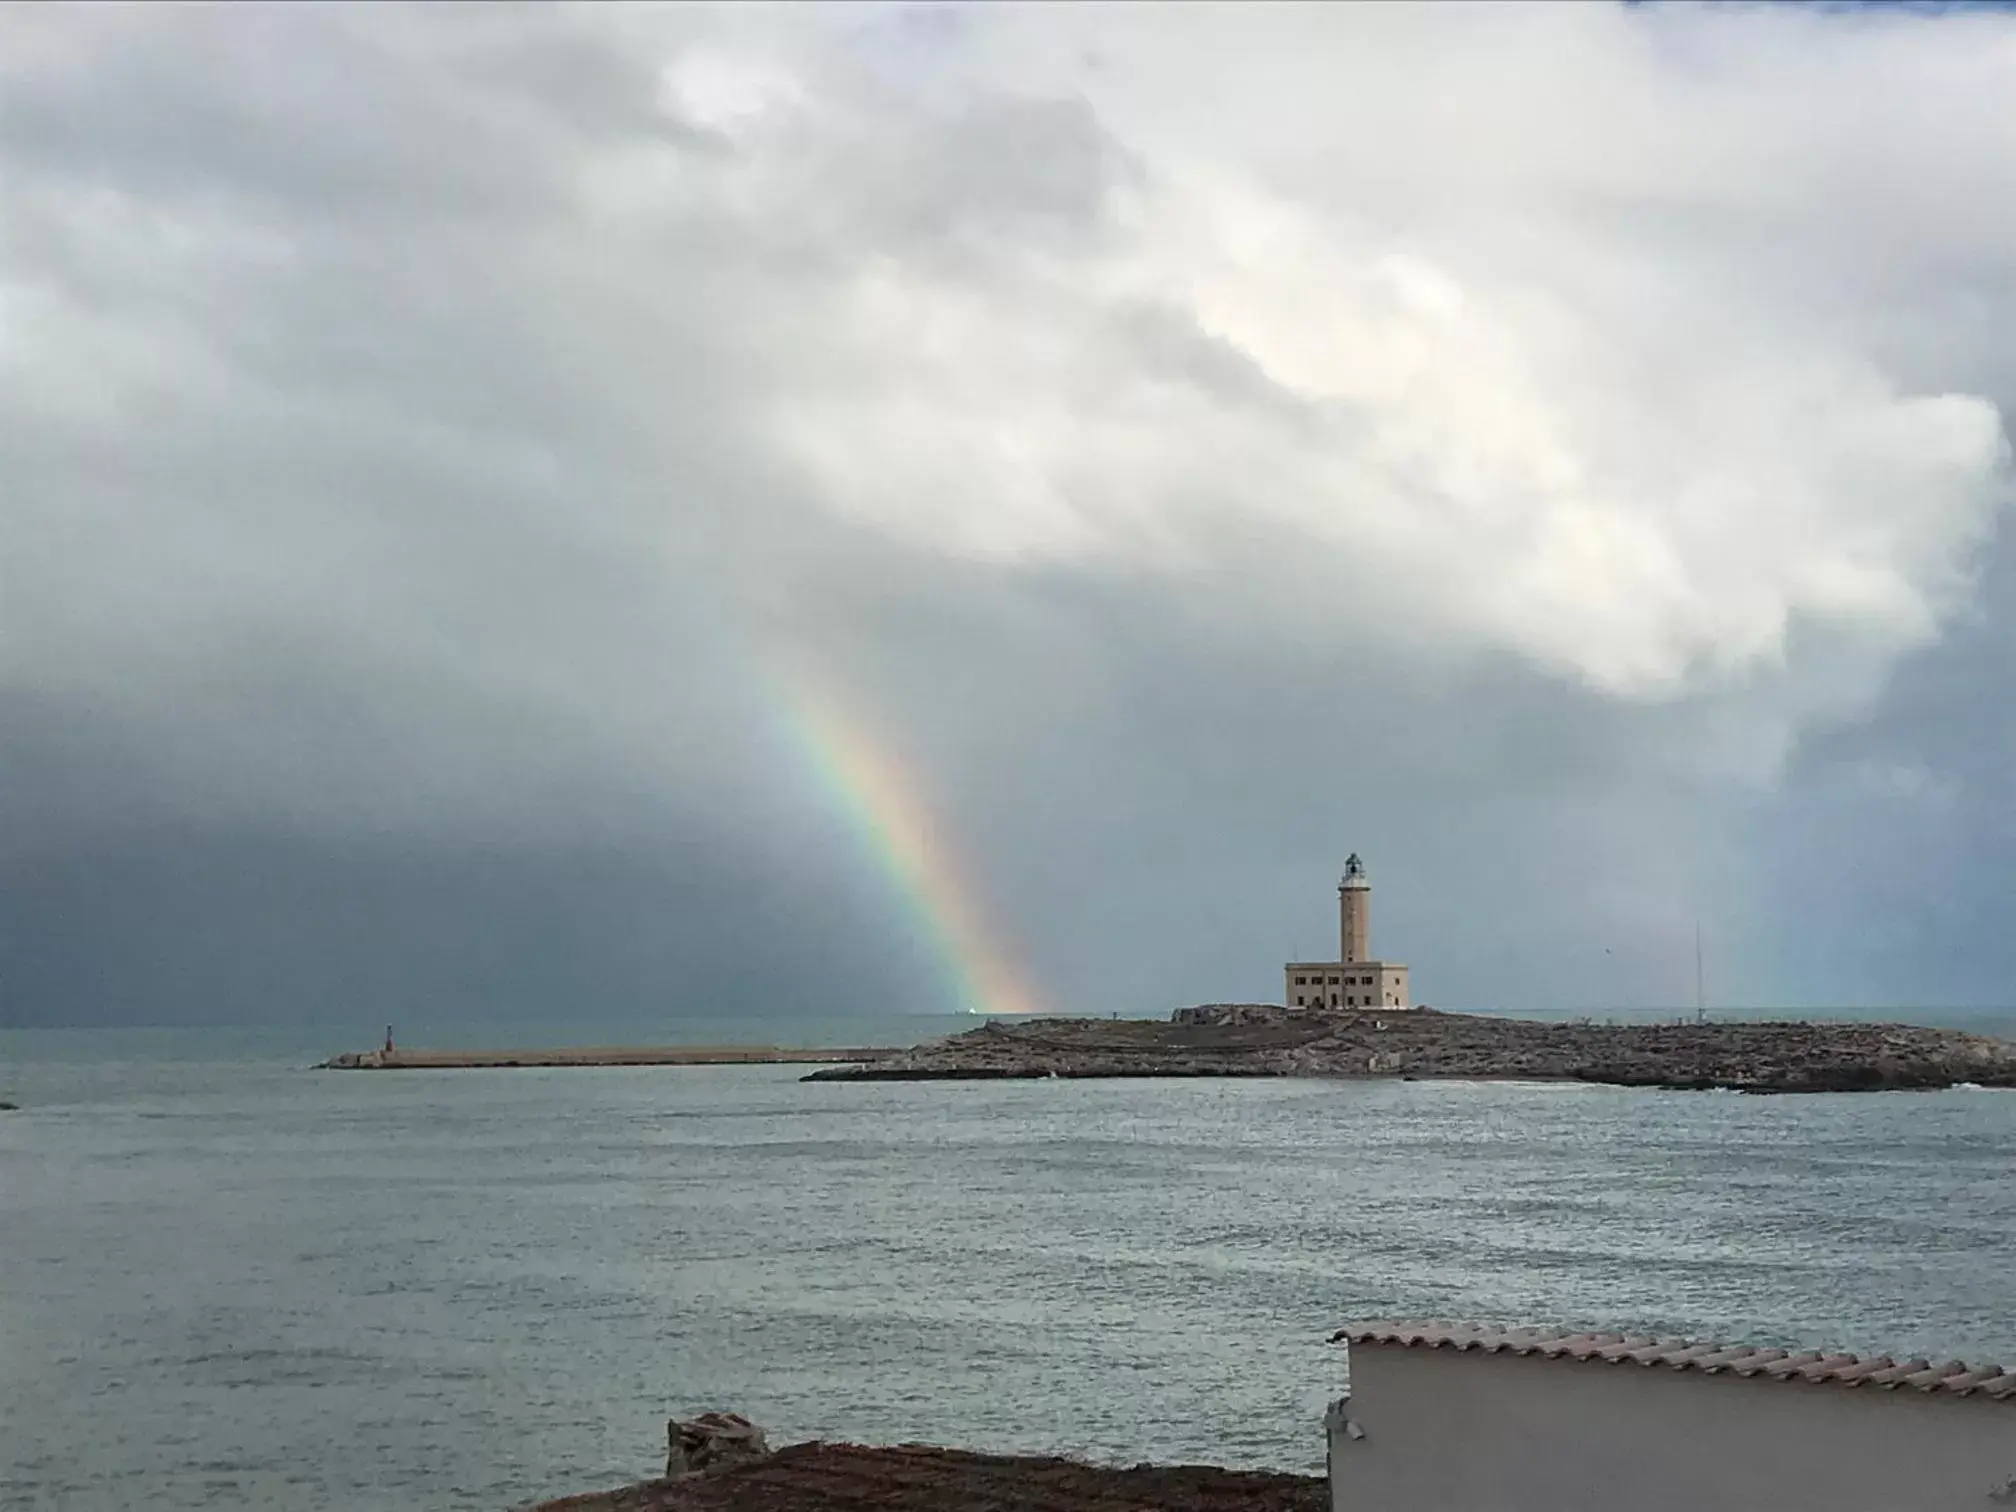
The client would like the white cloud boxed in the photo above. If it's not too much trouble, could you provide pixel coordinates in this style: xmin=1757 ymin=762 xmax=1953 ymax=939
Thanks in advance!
xmin=722 ymin=4 xmax=2013 ymax=709
xmin=660 ymin=49 xmax=807 ymax=138
xmin=13 ymin=4 xmax=2007 ymax=724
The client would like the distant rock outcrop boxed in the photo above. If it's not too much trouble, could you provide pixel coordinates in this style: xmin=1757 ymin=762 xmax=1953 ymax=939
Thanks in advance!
xmin=806 ymin=1005 xmax=2016 ymax=1094
xmin=666 ymin=1413 xmax=770 ymax=1479
xmin=1170 ymin=1003 xmax=1285 ymax=1027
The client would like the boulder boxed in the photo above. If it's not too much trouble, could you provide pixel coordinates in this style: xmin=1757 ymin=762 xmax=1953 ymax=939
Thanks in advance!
xmin=665 ymin=1412 xmax=769 ymax=1479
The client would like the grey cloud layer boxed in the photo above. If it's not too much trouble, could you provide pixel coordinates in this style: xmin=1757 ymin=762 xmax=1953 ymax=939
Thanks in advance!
xmin=4 ymin=2 xmax=2012 ymax=1026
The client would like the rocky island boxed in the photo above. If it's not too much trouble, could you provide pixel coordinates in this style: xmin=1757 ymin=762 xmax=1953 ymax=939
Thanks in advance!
xmin=804 ymin=1004 xmax=2016 ymax=1094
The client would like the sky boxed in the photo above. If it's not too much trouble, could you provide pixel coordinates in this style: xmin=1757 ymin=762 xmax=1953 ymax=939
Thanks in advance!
xmin=4 ymin=0 xmax=2014 ymax=1029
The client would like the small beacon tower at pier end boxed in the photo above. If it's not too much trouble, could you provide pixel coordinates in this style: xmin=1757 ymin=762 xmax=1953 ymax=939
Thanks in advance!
xmin=1284 ymin=854 xmax=1412 ymax=1010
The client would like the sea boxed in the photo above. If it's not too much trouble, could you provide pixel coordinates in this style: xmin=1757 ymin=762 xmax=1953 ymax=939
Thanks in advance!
xmin=5 ymin=1007 xmax=2016 ymax=1511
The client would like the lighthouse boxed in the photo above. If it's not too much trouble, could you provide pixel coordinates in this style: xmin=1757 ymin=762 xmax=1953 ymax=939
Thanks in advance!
xmin=1340 ymin=852 xmax=1371 ymax=964
xmin=1283 ymin=853 xmax=1413 ymax=1010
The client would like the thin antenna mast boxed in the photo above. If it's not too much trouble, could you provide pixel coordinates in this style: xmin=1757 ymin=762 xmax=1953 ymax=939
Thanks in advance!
xmin=1694 ymin=920 xmax=1705 ymax=1024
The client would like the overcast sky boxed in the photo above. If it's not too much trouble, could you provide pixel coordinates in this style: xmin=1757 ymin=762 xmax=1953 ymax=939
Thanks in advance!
xmin=5 ymin=1 xmax=2014 ymax=1029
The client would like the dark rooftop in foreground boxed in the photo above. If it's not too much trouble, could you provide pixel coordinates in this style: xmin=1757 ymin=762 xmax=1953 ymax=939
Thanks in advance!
xmin=528 ymin=1442 xmax=1327 ymax=1512
xmin=1335 ymin=1320 xmax=2016 ymax=1399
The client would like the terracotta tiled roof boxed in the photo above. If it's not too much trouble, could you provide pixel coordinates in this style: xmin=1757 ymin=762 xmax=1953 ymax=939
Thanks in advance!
xmin=527 ymin=1442 xmax=1328 ymax=1512
xmin=1329 ymin=1321 xmax=2016 ymax=1401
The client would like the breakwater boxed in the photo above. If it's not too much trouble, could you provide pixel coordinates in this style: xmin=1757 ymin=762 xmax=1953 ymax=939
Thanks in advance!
xmin=320 ymin=1044 xmax=900 ymax=1070
xmin=805 ymin=1004 xmax=2016 ymax=1093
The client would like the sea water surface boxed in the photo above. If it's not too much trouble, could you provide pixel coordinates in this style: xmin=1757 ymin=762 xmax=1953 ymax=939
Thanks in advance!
xmin=4 ymin=1014 xmax=2016 ymax=1510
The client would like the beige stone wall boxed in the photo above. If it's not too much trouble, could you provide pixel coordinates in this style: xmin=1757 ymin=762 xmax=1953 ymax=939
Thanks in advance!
xmin=1284 ymin=962 xmax=1411 ymax=1010
xmin=1339 ymin=882 xmax=1371 ymax=963
xmin=1381 ymin=963 xmax=1409 ymax=1008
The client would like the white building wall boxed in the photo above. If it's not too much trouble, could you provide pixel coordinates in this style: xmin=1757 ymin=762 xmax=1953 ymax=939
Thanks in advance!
xmin=1328 ymin=1344 xmax=2016 ymax=1511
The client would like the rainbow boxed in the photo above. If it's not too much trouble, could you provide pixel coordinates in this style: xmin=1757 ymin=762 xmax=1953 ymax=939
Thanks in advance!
xmin=770 ymin=669 xmax=1046 ymax=1017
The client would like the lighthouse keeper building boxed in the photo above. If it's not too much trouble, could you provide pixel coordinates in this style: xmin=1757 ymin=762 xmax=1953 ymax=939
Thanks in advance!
xmin=1284 ymin=854 xmax=1413 ymax=1010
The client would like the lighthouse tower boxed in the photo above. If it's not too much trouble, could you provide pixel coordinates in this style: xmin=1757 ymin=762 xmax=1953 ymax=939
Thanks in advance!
xmin=1339 ymin=852 xmax=1371 ymax=964
xmin=1282 ymin=853 xmax=1413 ymax=1010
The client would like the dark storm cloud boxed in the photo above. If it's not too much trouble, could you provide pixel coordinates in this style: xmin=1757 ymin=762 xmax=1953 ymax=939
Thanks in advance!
xmin=1740 ymin=524 xmax=2016 ymax=1009
xmin=4 ymin=2 xmax=2014 ymax=1026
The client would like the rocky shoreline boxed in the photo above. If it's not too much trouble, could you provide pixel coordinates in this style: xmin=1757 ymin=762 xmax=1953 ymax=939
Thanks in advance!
xmin=804 ymin=1004 xmax=2016 ymax=1094
xmin=525 ymin=1414 xmax=1324 ymax=1512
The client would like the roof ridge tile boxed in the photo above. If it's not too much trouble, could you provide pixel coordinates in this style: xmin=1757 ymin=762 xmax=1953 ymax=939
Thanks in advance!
xmin=1332 ymin=1322 xmax=2014 ymax=1406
